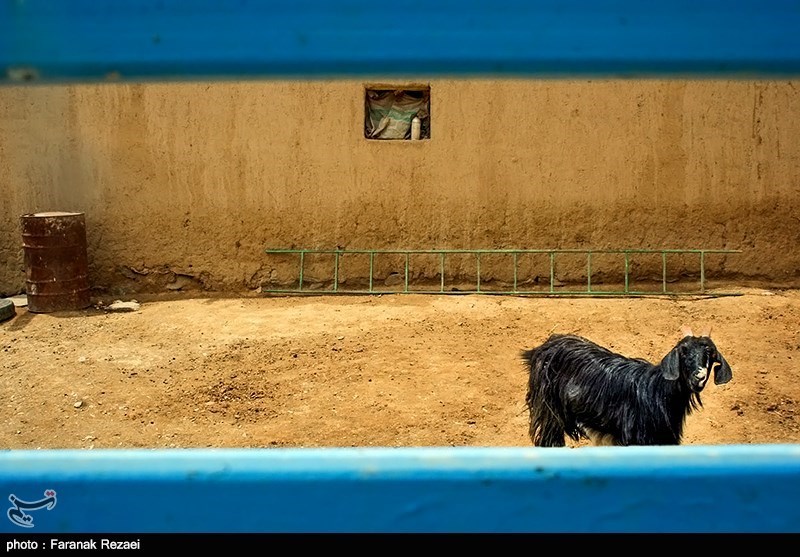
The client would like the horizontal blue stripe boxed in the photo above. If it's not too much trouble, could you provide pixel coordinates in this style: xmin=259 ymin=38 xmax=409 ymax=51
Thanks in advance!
xmin=2 ymin=0 xmax=800 ymax=83
xmin=2 ymin=445 xmax=800 ymax=533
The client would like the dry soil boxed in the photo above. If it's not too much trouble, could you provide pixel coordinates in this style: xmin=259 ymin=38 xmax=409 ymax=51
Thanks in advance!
xmin=2 ymin=288 xmax=799 ymax=449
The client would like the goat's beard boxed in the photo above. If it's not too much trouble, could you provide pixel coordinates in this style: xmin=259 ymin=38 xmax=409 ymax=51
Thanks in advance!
xmin=688 ymin=390 xmax=703 ymax=411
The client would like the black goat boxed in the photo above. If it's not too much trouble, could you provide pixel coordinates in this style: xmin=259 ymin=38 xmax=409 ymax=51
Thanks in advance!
xmin=522 ymin=329 xmax=732 ymax=447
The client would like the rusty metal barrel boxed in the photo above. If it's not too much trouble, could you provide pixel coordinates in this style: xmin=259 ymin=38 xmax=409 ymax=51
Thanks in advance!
xmin=21 ymin=211 xmax=91 ymax=313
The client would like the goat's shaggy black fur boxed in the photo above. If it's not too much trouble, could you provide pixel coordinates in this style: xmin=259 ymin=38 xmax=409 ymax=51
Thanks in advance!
xmin=522 ymin=332 xmax=732 ymax=447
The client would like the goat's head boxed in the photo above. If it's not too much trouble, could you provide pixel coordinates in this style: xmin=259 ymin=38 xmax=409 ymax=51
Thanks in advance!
xmin=660 ymin=327 xmax=733 ymax=392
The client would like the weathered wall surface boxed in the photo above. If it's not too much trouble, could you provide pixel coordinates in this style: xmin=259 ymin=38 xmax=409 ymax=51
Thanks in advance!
xmin=1 ymin=80 xmax=799 ymax=296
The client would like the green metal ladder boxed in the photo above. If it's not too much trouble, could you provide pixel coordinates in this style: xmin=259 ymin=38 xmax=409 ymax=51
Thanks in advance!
xmin=263 ymin=248 xmax=741 ymax=297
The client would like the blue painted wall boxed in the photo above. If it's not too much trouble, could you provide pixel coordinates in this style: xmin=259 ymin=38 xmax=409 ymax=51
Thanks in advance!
xmin=2 ymin=445 xmax=800 ymax=533
xmin=2 ymin=0 xmax=800 ymax=83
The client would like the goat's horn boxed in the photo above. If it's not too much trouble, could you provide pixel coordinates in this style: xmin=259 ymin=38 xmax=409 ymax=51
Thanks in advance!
xmin=680 ymin=325 xmax=694 ymax=337
xmin=699 ymin=326 xmax=712 ymax=337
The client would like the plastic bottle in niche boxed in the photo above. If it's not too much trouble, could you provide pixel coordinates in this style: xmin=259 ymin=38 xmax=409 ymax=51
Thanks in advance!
xmin=411 ymin=116 xmax=421 ymax=140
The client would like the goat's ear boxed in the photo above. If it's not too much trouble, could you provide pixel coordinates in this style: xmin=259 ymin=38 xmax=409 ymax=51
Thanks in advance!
xmin=714 ymin=353 xmax=733 ymax=385
xmin=660 ymin=348 xmax=681 ymax=381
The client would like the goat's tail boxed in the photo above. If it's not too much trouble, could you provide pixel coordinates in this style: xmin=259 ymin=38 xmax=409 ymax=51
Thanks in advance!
xmin=521 ymin=344 xmax=567 ymax=447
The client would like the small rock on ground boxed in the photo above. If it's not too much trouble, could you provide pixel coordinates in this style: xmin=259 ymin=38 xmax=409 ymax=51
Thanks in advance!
xmin=106 ymin=300 xmax=141 ymax=312
xmin=7 ymin=295 xmax=28 ymax=307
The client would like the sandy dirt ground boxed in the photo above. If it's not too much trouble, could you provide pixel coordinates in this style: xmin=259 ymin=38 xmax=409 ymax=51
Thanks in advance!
xmin=1 ymin=288 xmax=799 ymax=450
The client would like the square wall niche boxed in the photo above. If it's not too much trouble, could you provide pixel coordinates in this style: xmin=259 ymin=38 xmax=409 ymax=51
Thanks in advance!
xmin=364 ymin=85 xmax=431 ymax=140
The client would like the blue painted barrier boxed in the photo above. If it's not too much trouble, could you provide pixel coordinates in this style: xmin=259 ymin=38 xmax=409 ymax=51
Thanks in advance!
xmin=2 ymin=0 xmax=800 ymax=83
xmin=2 ymin=445 xmax=800 ymax=533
